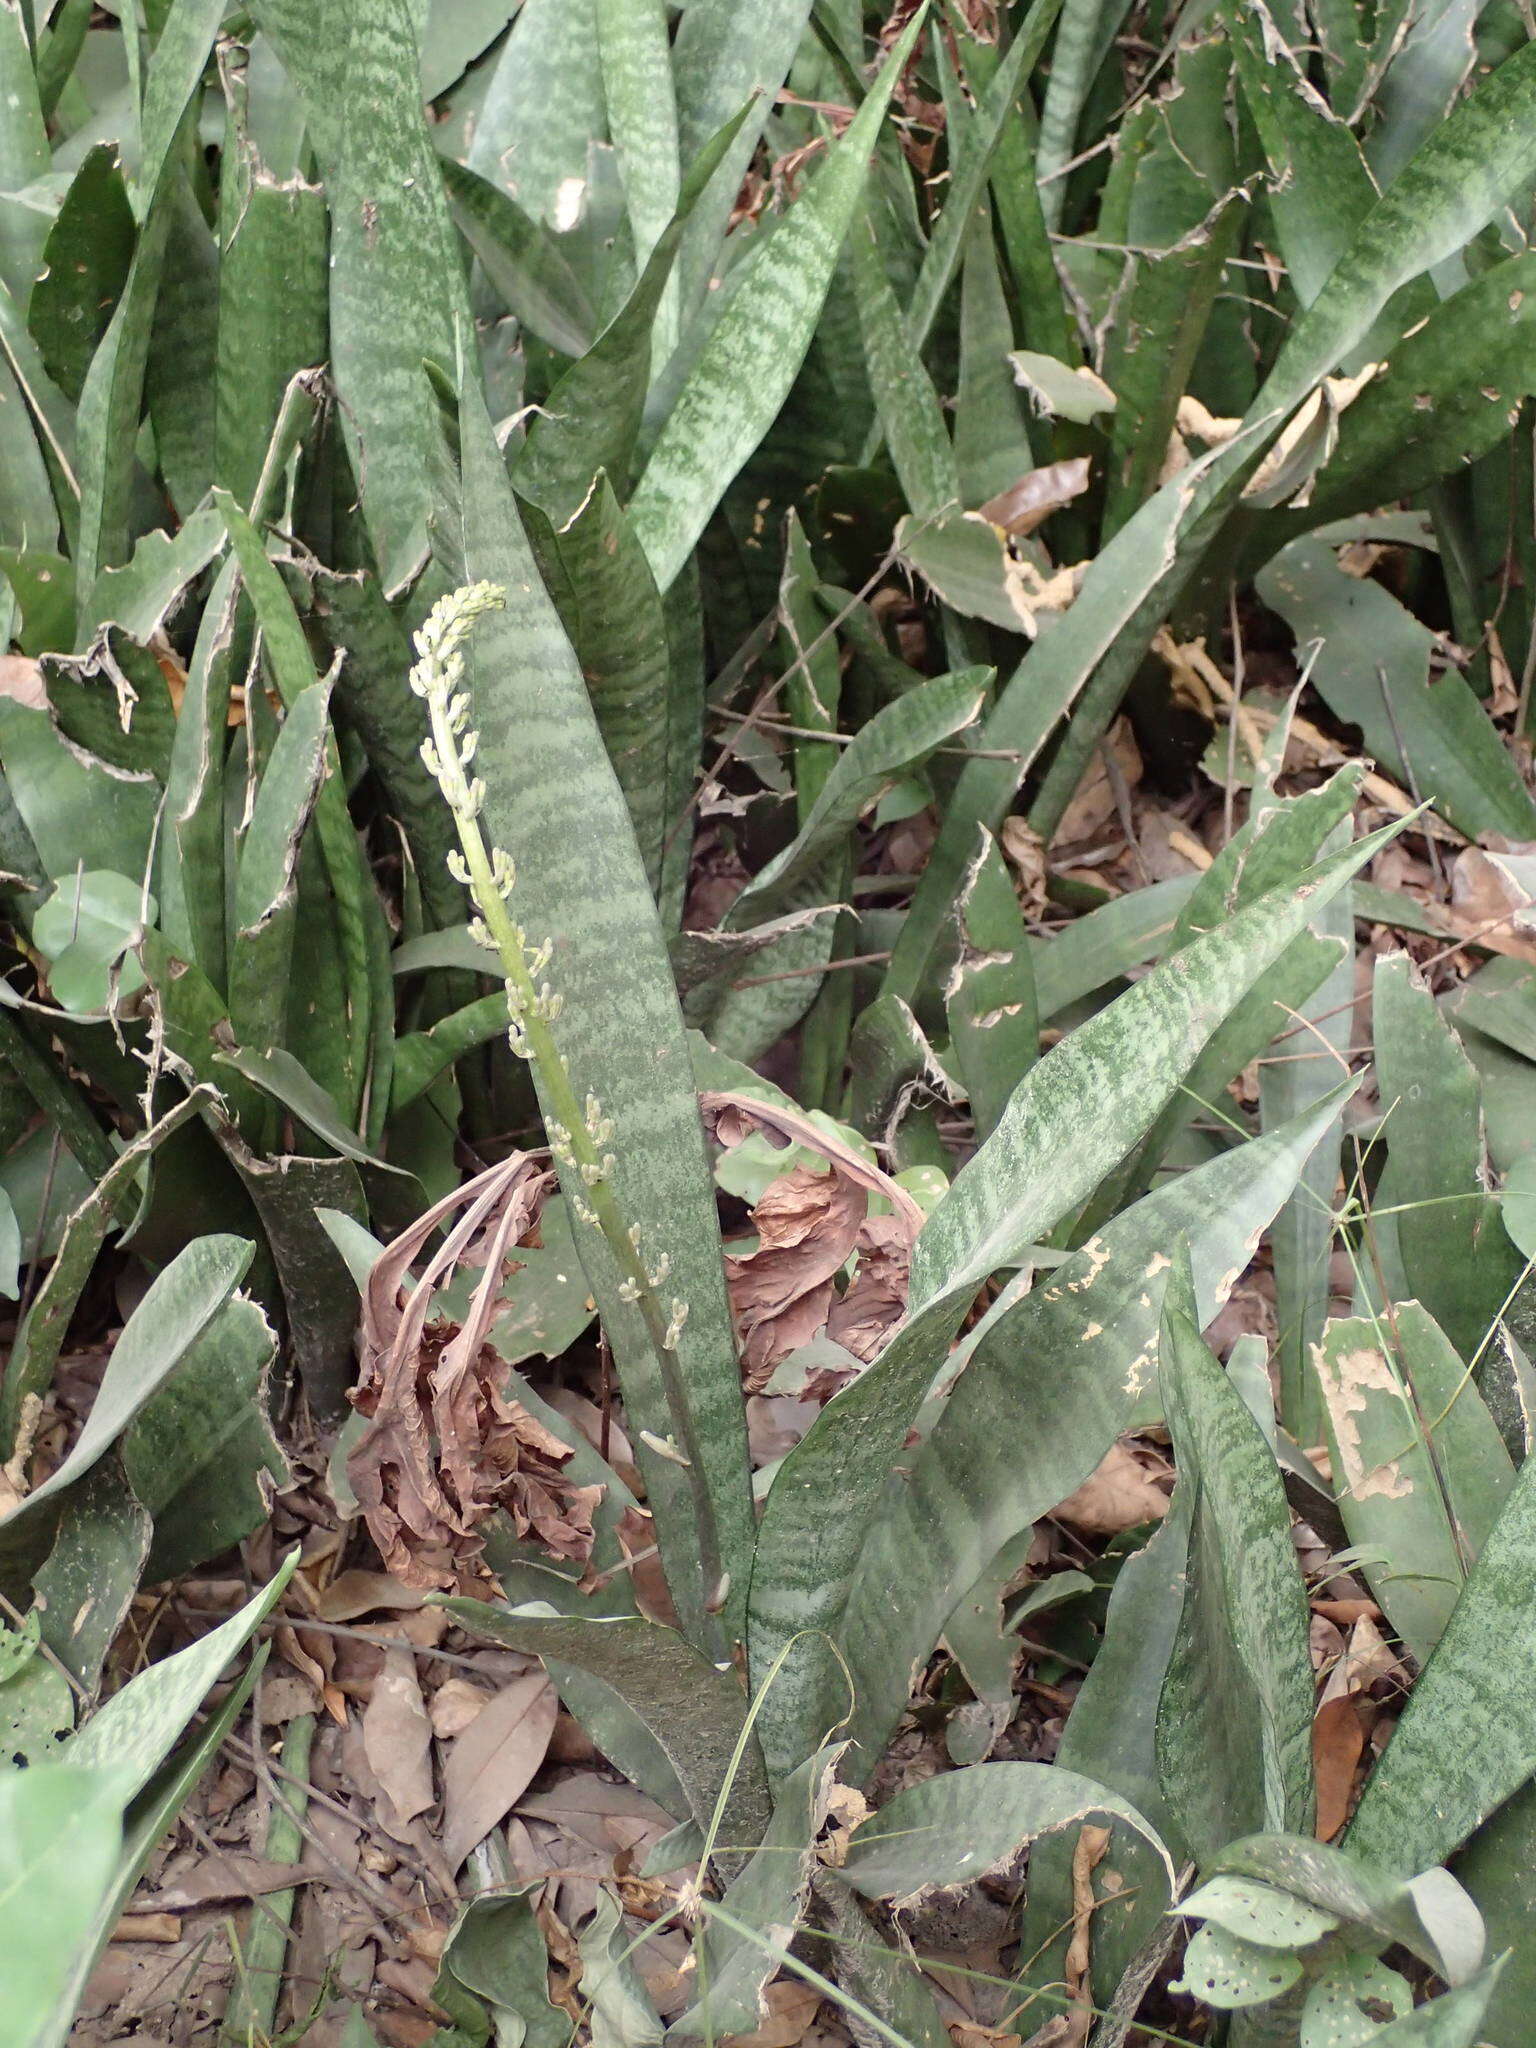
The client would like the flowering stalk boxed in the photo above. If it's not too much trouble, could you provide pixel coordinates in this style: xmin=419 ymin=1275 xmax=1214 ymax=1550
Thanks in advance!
xmin=409 ymin=585 xmax=727 ymax=1625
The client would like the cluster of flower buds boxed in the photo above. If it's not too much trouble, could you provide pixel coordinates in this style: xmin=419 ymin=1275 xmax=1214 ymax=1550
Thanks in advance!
xmin=409 ymin=584 xmax=565 ymax=1058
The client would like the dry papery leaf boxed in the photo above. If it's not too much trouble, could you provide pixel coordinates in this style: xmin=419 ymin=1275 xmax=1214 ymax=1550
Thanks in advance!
xmin=1449 ymin=841 xmax=1536 ymax=964
xmin=1311 ymin=1611 xmax=1401 ymax=1841
xmin=976 ymin=459 xmax=1091 ymax=539
xmin=440 ymin=1669 xmax=559 ymax=1871
xmin=348 ymin=1151 xmax=600 ymax=1588
xmin=721 ymin=1977 xmax=826 ymax=2048
xmin=703 ymin=1090 xmax=925 ymax=1392
xmin=362 ymin=1649 xmax=436 ymax=1832
xmin=1051 ymin=1441 xmax=1169 ymax=1536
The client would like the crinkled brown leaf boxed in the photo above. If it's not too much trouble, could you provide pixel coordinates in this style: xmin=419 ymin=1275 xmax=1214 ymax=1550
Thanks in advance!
xmin=348 ymin=1151 xmax=598 ymax=1587
xmin=726 ymin=1163 xmax=868 ymax=1391
xmin=825 ymin=1213 xmax=914 ymax=1366
xmin=703 ymin=1090 xmax=924 ymax=1392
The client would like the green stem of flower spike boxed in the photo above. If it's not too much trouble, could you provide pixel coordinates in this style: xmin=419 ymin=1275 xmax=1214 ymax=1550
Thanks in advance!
xmin=410 ymin=585 xmax=727 ymax=1633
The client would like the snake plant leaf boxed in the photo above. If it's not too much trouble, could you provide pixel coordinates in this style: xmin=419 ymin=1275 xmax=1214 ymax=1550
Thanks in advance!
xmin=445 ymin=362 xmax=756 ymax=1647
xmin=520 ymin=474 xmax=676 ymax=900
xmin=728 ymin=670 xmax=988 ymax=931
xmin=1256 ymin=541 xmax=1536 ymax=846
xmin=904 ymin=0 xmax=1064 ymax=357
xmin=596 ymin=0 xmax=680 ymax=354
xmin=0 ymin=1767 xmax=125 ymax=2048
xmin=954 ymin=212 xmax=1036 ymax=506
xmin=668 ymin=0 xmax=817 ymax=324
xmin=514 ymin=100 xmax=754 ymax=523
xmin=628 ymin=9 xmax=927 ymax=594
xmin=1372 ymin=952 xmax=1525 ymax=1362
xmin=749 ymin=831 xmax=1384 ymax=1780
xmin=73 ymin=0 xmax=230 ymax=610
xmin=1315 ymin=1303 xmax=1514 ymax=1666
xmin=435 ymin=1884 xmax=568 ymax=2048
xmin=0 ymin=1234 xmax=256 ymax=1599
xmin=1155 ymin=1247 xmax=1317 ymax=1861
xmin=155 ymin=554 xmax=241 ymax=990
xmin=213 ymin=123 xmax=329 ymax=513
xmin=840 ymin=1760 xmax=1174 ymax=1900
xmin=310 ymin=561 xmax=467 ymax=938
xmin=674 ymin=1747 xmax=843 ymax=2039
xmin=253 ymin=0 xmax=468 ymax=592
xmin=1019 ymin=1499 xmax=1191 ymax=2010
xmin=1035 ymin=0 xmax=1126 ymax=230
xmin=0 ymin=3 xmax=48 ymax=300
xmin=1203 ymin=1836 xmax=1481 ymax=1988
xmin=581 ymin=1886 xmax=665 ymax=2048
xmin=218 ymin=490 xmax=374 ymax=1118
xmin=440 ymin=155 xmax=597 ymax=359
xmin=80 ymin=504 xmax=226 ymax=648
xmin=66 ymin=1555 xmax=297 ymax=1801
xmin=852 ymin=202 xmax=959 ymax=521
xmin=817 ymin=1880 xmax=954 ymax=2048
xmin=32 ymin=1462 xmax=151 ymax=1694
xmin=143 ymin=174 xmax=219 ymax=519
xmin=1451 ymin=1783 xmax=1536 ymax=2045
xmin=1230 ymin=0 xmax=1379 ymax=315
xmin=889 ymin=42 xmax=1536 ymax=1002
xmin=33 ymin=1642 xmax=278 ymax=2048
xmin=27 ymin=141 xmax=135 ymax=406
xmin=946 ymin=831 xmax=1038 ymax=1143
xmin=229 ymin=669 xmax=335 ymax=1060
xmin=123 ymin=1294 xmax=288 ymax=1582
xmin=1324 ymin=1971 xmax=1503 ymax=2046
xmin=466 ymin=0 xmax=606 ymax=229
xmin=1282 ymin=252 xmax=1536 ymax=532
xmin=1346 ymin=1447 xmax=1536 ymax=1876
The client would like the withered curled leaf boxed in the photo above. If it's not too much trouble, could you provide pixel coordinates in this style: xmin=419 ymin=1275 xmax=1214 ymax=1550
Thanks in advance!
xmin=349 ymin=1151 xmax=599 ymax=1587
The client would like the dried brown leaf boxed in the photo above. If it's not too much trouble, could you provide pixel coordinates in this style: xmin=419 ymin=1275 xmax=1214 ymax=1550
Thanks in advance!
xmin=825 ymin=1215 xmax=914 ymax=1367
xmin=363 ymin=1649 xmax=436 ymax=1830
xmin=721 ymin=1978 xmax=825 ymax=2048
xmin=316 ymin=1570 xmax=427 ymax=1622
xmin=1052 ymin=1442 xmax=1169 ymax=1535
xmin=976 ymin=459 xmax=1091 ymax=539
xmin=348 ymin=1151 xmax=600 ymax=1586
xmin=726 ymin=1165 xmax=866 ymax=1389
xmin=440 ymin=1671 xmax=559 ymax=1871
xmin=704 ymin=1089 xmax=924 ymax=1390
xmin=430 ymin=1678 xmax=491 ymax=1739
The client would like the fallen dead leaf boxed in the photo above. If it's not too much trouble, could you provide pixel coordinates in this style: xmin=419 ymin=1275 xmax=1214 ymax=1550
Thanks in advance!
xmin=440 ymin=1670 xmax=559 ymax=1871
xmin=1052 ymin=719 xmax=1142 ymax=850
xmin=1060 ymin=1822 xmax=1111 ymax=2046
xmin=363 ymin=1649 xmax=436 ymax=1831
xmin=976 ymin=459 xmax=1091 ymax=539
xmin=1312 ymin=1694 xmax=1365 ymax=1843
xmin=316 ymin=1569 xmax=427 ymax=1622
xmin=429 ymin=1677 xmax=491 ymax=1740
xmin=999 ymin=816 xmax=1049 ymax=915
xmin=1052 ymin=1443 xmax=1169 ymax=1535
xmin=721 ymin=1977 xmax=825 ymax=2048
